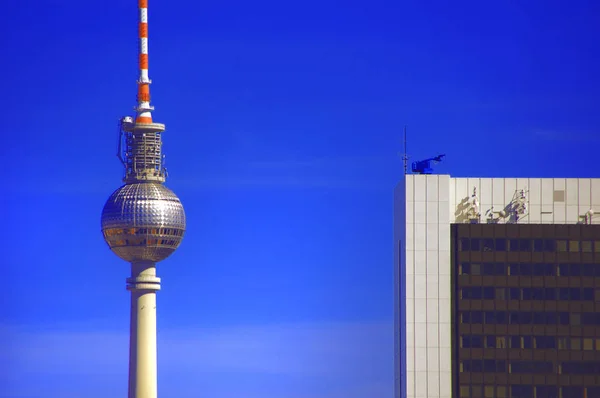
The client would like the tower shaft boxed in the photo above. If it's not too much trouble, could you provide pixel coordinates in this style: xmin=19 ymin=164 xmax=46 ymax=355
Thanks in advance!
xmin=127 ymin=262 xmax=160 ymax=398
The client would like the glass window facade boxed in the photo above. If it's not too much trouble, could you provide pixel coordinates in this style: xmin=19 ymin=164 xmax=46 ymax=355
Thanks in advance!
xmin=451 ymin=224 xmax=600 ymax=398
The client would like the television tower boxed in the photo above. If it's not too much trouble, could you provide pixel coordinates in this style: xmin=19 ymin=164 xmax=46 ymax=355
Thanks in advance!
xmin=100 ymin=1 xmax=186 ymax=397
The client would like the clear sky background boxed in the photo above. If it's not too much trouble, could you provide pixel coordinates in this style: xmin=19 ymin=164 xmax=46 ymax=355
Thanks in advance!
xmin=1 ymin=0 xmax=599 ymax=397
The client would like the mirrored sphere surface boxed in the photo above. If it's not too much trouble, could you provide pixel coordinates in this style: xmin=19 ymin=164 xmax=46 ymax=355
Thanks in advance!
xmin=101 ymin=182 xmax=186 ymax=263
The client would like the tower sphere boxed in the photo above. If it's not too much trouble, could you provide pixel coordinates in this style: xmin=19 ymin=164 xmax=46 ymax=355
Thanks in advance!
xmin=101 ymin=182 xmax=186 ymax=263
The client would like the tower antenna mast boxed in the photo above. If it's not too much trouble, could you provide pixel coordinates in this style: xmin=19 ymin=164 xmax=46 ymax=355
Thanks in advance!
xmin=402 ymin=125 xmax=409 ymax=175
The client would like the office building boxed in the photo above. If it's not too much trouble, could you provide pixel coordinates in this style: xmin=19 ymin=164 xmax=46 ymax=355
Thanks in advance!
xmin=394 ymin=176 xmax=600 ymax=398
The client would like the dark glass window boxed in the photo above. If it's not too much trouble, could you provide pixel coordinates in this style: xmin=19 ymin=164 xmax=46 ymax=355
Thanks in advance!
xmin=533 ymin=312 xmax=546 ymax=324
xmin=496 ymin=287 xmax=506 ymax=300
xmin=485 ymin=311 xmax=496 ymax=324
xmin=570 ymin=264 xmax=582 ymax=276
xmin=545 ymin=288 xmax=556 ymax=300
xmin=471 ymin=238 xmax=481 ymax=251
xmin=496 ymin=311 xmax=506 ymax=324
xmin=482 ymin=263 xmax=495 ymax=275
xmin=522 ymin=288 xmax=532 ymax=300
xmin=495 ymin=238 xmax=506 ymax=251
xmin=471 ymin=311 xmax=483 ymax=324
xmin=523 ymin=336 xmax=533 ymax=348
xmin=461 ymin=312 xmax=470 ymax=323
xmin=509 ymin=263 xmax=519 ymax=276
xmin=461 ymin=263 xmax=470 ymax=275
xmin=562 ymin=386 xmax=584 ymax=398
xmin=509 ymin=288 xmax=520 ymax=300
xmin=534 ymin=239 xmax=544 ymax=252
xmin=559 ymin=312 xmax=570 ymax=325
xmin=520 ymin=264 xmax=532 ymax=275
xmin=482 ymin=238 xmax=494 ymax=252
xmin=471 ymin=335 xmax=483 ymax=348
xmin=509 ymin=336 xmax=521 ymax=348
xmin=583 ymin=264 xmax=595 ymax=277
xmin=495 ymin=263 xmax=506 ymax=275
xmin=559 ymin=288 xmax=570 ymax=300
xmin=509 ymin=239 xmax=519 ymax=251
xmin=483 ymin=359 xmax=496 ymax=372
xmin=546 ymin=312 xmax=557 ymax=324
xmin=558 ymin=264 xmax=569 ymax=276
xmin=483 ymin=287 xmax=494 ymax=299
xmin=544 ymin=239 xmax=556 ymax=252
xmin=556 ymin=240 xmax=568 ymax=252
xmin=511 ymin=385 xmax=533 ymax=398
xmin=536 ymin=386 xmax=558 ymax=398
xmin=583 ymin=288 xmax=594 ymax=300
xmin=460 ymin=238 xmax=470 ymax=251
xmin=519 ymin=239 xmax=531 ymax=252
xmin=569 ymin=288 xmax=581 ymax=300
xmin=485 ymin=335 xmax=496 ymax=348
xmin=531 ymin=288 xmax=544 ymax=300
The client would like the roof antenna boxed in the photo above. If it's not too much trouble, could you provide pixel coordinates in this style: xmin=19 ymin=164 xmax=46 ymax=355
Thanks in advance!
xmin=402 ymin=125 xmax=409 ymax=175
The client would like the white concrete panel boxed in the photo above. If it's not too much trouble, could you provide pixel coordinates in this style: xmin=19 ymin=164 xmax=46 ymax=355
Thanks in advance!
xmin=438 ymin=201 xmax=450 ymax=224
xmin=427 ymin=343 xmax=439 ymax=366
xmin=439 ymin=175 xmax=450 ymax=202
xmin=504 ymin=178 xmax=517 ymax=204
xmin=407 ymin=371 xmax=415 ymax=397
xmin=479 ymin=178 xmax=492 ymax=207
xmin=414 ymin=176 xmax=427 ymax=202
xmin=448 ymin=178 xmax=455 ymax=211
xmin=406 ymin=249 xmax=414 ymax=274
xmin=406 ymin=176 xmax=414 ymax=202
xmin=415 ymin=347 xmax=427 ymax=371
xmin=414 ymin=201 xmax=426 ymax=224
xmin=439 ymin=323 xmax=451 ymax=347
xmin=414 ymin=224 xmax=427 ymax=251
xmin=541 ymin=179 xmax=554 ymax=205
xmin=492 ymin=178 xmax=504 ymax=207
xmin=427 ymin=224 xmax=439 ymax=250
xmin=439 ymin=274 xmax=450 ymax=299
xmin=406 ymin=201 xmax=414 ymax=224
xmin=415 ymin=298 xmax=427 ymax=321
xmin=406 ymin=299 xmax=414 ymax=323
xmin=406 ymin=274 xmax=414 ymax=298
xmin=406 ymin=324 xmax=415 ymax=350
xmin=439 ymin=372 xmax=452 ymax=398
xmin=439 ymin=346 xmax=451 ymax=373
xmin=438 ymin=224 xmax=451 ymax=251
xmin=529 ymin=204 xmax=541 ymax=223
xmin=415 ymin=252 xmax=427 ymax=275
xmin=427 ymin=301 xmax=439 ymax=324
xmin=579 ymin=179 xmax=591 ymax=206
xmin=566 ymin=178 xmax=579 ymax=205
xmin=427 ymin=370 xmax=440 ymax=397
xmin=415 ymin=276 xmax=427 ymax=300
xmin=427 ymin=281 xmax=439 ymax=299
xmin=454 ymin=178 xmax=468 ymax=204
xmin=415 ymin=371 xmax=427 ymax=398
xmin=467 ymin=178 xmax=481 ymax=203
xmin=554 ymin=178 xmax=566 ymax=190
xmin=592 ymin=179 xmax=600 ymax=206
xmin=427 ymin=175 xmax=439 ymax=201
xmin=566 ymin=206 xmax=579 ymax=223
xmin=426 ymin=254 xmax=439 ymax=276
xmin=406 ymin=227 xmax=414 ymax=252
xmin=415 ymin=324 xmax=427 ymax=346
xmin=438 ymin=251 xmax=451 ymax=275
xmin=553 ymin=204 xmax=566 ymax=223
xmin=528 ymin=178 xmax=541 ymax=206
xmin=427 ymin=201 xmax=439 ymax=224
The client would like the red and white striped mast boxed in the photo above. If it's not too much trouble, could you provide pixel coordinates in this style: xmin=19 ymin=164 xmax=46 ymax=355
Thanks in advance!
xmin=136 ymin=0 xmax=153 ymax=124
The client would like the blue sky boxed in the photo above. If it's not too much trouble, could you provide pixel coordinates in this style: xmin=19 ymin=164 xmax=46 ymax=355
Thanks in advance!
xmin=1 ymin=0 xmax=599 ymax=397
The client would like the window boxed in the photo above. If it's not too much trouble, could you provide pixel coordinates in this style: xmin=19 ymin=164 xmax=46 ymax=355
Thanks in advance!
xmin=557 ymin=240 xmax=568 ymax=252
xmin=519 ymin=239 xmax=531 ymax=252
xmin=559 ymin=312 xmax=570 ymax=325
xmin=571 ymin=313 xmax=581 ymax=325
xmin=485 ymin=312 xmax=496 ymax=324
xmin=520 ymin=263 xmax=532 ymax=275
xmin=570 ymin=338 xmax=581 ymax=350
xmin=509 ymin=239 xmax=519 ymax=251
xmin=558 ymin=264 xmax=569 ymax=276
xmin=534 ymin=239 xmax=544 ymax=252
xmin=570 ymin=288 xmax=581 ymax=301
xmin=471 ymin=238 xmax=481 ymax=251
xmin=570 ymin=264 xmax=581 ymax=276
xmin=583 ymin=338 xmax=594 ymax=351
xmin=509 ymin=288 xmax=520 ymax=300
xmin=545 ymin=288 xmax=556 ymax=300
xmin=483 ymin=287 xmax=494 ymax=299
xmin=471 ymin=263 xmax=481 ymax=275
xmin=583 ymin=264 xmax=595 ymax=276
xmin=511 ymin=385 xmax=533 ymax=398
xmin=510 ymin=336 xmax=521 ymax=349
xmin=460 ymin=238 xmax=470 ymax=251
xmin=462 ymin=312 xmax=470 ymax=323
xmin=460 ymin=263 xmax=470 ymax=275
xmin=596 ymin=338 xmax=600 ymax=351
xmin=569 ymin=240 xmax=579 ymax=252
xmin=535 ymin=386 xmax=558 ymax=398
xmin=582 ymin=240 xmax=592 ymax=253
xmin=544 ymin=239 xmax=556 ymax=252
xmin=482 ymin=263 xmax=495 ymax=275
xmin=471 ymin=312 xmax=483 ymax=324
xmin=482 ymin=238 xmax=494 ymax=252
xmin=562 ymin=387 xmax=584 ymax=397
xmin=558 ymin=337 xmax=568 ymax=349
xmin=523 ymin=336 xmax=533 ymax=348
xmin=460 ymin=386 xmax=469 ymax=398
xmin=496 ymin=287 xmax=506 ymax=300
xmin=595 ymin=241 xmax=600 ymax=253
xmin=496 ymin=336 xmax=506 ymax=348
xmin=484 ymin=386 xmax=494 ymax=398
xmin=495 ymin=239 xmax=506 ymax=251
xmin=497 ymin=386 xmax=507 ymax=398
xmin=509 ymin=263 xmax=519 ymax=276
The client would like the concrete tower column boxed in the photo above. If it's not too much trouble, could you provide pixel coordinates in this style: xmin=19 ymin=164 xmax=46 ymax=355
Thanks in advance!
xmin=127 ymin=261 xmax=161 ymax=398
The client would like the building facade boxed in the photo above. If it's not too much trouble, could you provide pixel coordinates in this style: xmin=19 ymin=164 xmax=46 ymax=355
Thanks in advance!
xmin=394 ymin=176 xmax=600 ymax=398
